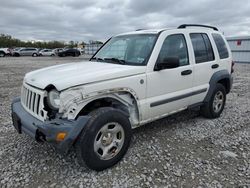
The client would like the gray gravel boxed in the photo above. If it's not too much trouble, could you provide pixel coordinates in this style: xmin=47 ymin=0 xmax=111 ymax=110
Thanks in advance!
xmin=0 ymin=56 xmax=249 ymax=188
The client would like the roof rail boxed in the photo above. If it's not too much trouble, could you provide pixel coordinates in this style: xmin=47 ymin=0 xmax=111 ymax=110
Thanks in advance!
xmin=178 ymin=24 xmax=218 ymax=31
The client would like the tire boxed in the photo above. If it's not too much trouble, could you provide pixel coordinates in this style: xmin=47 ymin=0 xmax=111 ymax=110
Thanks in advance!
xmin=32 ymin=53 xmax=38 ymax=57
xmin=13 ymin=53 xmax=20 ymax=57
xmin=51 ymin=54 xmax=55 ymax=56
xmin=201 ymin=83 xmax=226 ymax=119
xmin=75 ymin=107 xmax=132 ymax=171
xmin=0 ymin=51 xmax=5 ymax=57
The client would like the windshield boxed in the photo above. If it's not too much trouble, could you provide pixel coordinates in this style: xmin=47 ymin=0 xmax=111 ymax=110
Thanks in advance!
xmin=92 ymin=34 xmax=157 ymax=65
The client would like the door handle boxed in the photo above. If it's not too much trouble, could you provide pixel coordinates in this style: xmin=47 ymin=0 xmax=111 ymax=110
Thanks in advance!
xmin=211 ymin=64 xmax=219 ymax=69
xmin=181 ymin=69 xmax=192 ymax=76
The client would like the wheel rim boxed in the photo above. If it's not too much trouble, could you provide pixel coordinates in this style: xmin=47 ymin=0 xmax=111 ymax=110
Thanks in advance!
xmin=212 ymin=91 xmax=224 ymax=113
xmin=94 ymin=122 xmax=125 ymax=160
xmin=0 ymin=53 xmax=4 ymax=57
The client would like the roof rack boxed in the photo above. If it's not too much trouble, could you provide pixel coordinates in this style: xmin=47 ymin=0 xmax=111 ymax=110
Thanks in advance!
xmin=135 ymin=29 xmax=146 ymax=31
xmin=178 ymin=24 xmax=218 ymax=31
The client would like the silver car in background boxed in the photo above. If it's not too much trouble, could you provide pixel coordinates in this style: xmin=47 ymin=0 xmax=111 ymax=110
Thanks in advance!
xmin=12 ymin=48 xmax=39 ymax=57
xmin=38 ymin=49 xmax=56 ymax=56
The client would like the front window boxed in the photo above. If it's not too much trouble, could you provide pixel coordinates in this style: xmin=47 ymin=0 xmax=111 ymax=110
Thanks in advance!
xmin=92 ymin=34 xmax=157 ymax=65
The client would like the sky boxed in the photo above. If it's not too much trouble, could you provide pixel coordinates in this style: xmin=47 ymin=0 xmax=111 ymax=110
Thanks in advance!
xmin=0 ymin=0 xmax=250 ymax=42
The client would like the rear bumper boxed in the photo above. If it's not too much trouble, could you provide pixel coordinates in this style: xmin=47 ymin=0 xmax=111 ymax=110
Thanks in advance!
xmin=11 ymin=97 xmax=90 ymax=153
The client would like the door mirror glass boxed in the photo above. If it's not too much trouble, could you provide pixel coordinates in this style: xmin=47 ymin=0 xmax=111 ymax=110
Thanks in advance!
xmin=156 ymin=57 xmax=180 ymax=70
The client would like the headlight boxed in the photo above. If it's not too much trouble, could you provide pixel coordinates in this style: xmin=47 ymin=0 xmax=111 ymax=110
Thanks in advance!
xmin=47 ymin=89 xmax=60 ymax=110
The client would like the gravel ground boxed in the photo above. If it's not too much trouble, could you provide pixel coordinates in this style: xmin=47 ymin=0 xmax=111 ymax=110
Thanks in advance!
xmin=0 ymin=57 xmax=249 ymax=188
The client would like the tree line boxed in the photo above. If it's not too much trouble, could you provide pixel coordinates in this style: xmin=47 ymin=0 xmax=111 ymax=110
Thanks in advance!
xmin=0 ymin=34 xmax=103 ymax=49
xmin=0 ymin=34 xmax=67 ymax=49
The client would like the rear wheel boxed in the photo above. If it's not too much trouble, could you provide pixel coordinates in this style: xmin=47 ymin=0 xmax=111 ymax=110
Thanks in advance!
xmin=201 ymin=83 xmax=226 ymax=118
xmin=0 ymin=51 xmax=5 ymax=57
xmin=75 ymin=107 xmax=132 ymax=171
xmin=32 ymin=53 xmax=38 ymax=57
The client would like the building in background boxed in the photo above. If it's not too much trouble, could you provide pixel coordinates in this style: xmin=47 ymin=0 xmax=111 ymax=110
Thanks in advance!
xmin=227 ymin=36 xmax=250 ymax=63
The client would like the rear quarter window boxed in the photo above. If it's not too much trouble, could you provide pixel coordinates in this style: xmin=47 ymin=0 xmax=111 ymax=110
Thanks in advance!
xmin=212 ymin=33 xmax=229 ymax=59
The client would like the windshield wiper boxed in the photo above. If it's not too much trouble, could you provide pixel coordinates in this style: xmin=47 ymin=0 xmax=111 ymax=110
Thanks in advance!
xmin=90 ymin=57 xmax=104 ymax=62
xmin=104 ymin=58 xmax=125 ymax=64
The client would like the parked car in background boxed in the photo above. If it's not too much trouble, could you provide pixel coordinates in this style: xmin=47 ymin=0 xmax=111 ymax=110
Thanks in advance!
xmin=39 ymin=49 xmax=55 ymax=56
xmin=58 ymin=48 xmax=81 ymax=57
xmin=54 ymin=48 xmax=64 ymax=55
xmin=12 ymin=48 xmax=39 ymax=57
xmin=0 ymin=48 xmax=11 ymax=57
xmin=76 ymin=48 xmax=84 ymax=54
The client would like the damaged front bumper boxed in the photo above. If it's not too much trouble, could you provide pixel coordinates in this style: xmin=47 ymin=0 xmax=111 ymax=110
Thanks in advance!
xmin=11 ymin=97 xmax=90 ymax=153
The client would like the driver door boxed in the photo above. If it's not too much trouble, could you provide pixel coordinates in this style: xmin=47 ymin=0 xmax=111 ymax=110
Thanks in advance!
xmin=146 ymin=34 xmax=194 ymax=120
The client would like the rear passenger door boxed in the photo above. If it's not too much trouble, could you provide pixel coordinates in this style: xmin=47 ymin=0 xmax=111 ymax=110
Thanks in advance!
xmin=189 ymin=33 xmax=217 ymax=104
xmin=26 ymin=48 xmax=33 ymax=56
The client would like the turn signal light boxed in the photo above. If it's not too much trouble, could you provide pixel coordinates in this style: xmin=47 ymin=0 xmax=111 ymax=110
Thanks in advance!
xmin=56 ymin=132 xmax=67 ymax=141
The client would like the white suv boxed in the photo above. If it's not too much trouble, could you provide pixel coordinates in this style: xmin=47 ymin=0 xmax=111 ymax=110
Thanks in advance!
xmin=11 ymin=24 xmax=234 ymax=171
xmin=0 ymin=48 xmax=11 ymax=57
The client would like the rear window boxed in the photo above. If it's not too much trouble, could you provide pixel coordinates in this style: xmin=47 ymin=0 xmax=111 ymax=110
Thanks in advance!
xmin=190 ymin=33 xmax=214 ymax=63
xmin=212 ymin=33 xmax=229 ymax=59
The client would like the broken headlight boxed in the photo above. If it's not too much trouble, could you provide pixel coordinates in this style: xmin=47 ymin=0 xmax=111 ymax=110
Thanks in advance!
xmin=47 ymin=89 xmax=60 ymax=110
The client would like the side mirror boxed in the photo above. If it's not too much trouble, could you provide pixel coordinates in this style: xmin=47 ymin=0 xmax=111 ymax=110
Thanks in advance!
xmin=155 ymin=57 xmax=180 ymax=71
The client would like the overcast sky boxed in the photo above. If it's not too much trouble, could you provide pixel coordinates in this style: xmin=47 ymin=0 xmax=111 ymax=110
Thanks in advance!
xmin=1 ymin=0 xmax=250 ymax=42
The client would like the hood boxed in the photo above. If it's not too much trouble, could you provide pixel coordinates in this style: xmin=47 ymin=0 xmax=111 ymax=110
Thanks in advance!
xmin=24 ymin=61 xmax=146 ymax=91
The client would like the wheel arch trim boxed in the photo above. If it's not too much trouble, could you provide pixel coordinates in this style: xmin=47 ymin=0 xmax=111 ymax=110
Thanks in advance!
xmin=204 ymin=70 xmax=232 ymax=103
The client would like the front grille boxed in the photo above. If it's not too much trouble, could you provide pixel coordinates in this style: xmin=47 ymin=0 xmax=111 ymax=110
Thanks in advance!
xmin=21 ymin=83 xmax=46 ymax=121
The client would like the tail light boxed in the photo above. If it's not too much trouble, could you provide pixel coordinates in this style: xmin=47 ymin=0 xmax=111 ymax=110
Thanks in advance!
xmin=231 ymin=61 xmax=235 ymax=73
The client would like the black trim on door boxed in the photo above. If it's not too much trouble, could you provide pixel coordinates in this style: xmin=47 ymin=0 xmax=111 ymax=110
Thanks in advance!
xmin=150 ymin=88 xmax=207 ymax=107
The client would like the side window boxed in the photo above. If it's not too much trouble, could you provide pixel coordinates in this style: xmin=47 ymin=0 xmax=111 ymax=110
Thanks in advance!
xmin=157 ymin=34 xmax=189 ymax=66
xmin=212 ymin=33 xmax=229 ymax=59
xmin=190 ymin=33 xmax=214 ymax=63
xmin=202 ymin=34 xmax=214 ymax=61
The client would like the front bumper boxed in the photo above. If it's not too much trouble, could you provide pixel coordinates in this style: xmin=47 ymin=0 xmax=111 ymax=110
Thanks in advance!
xmin=11 ymin=97 xmax=90 ymax=153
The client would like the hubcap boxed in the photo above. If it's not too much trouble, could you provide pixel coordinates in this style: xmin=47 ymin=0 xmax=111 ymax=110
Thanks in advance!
xmin=94 ymin=122 xmax=125 ymax=160
xmin=213 ymin=91 xmax=224 ymax=113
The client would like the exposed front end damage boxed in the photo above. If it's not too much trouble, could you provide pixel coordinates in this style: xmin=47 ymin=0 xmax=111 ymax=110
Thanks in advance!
xmin=11 ymin=97 xmax=90 ymax=153
xmin=59 ymin=87 xmax=141 ymax=128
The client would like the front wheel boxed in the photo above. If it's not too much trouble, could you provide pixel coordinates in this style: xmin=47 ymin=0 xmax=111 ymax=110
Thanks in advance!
xmin=0 ymin=51 xmax=5 ymax=57
xmin=32 ymin=53 xmax=38 ymax=57
xmin=75 ymin=107 xmax=132 ymax=171
xmin=201 ymin=83 xmax=226 ymax=118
